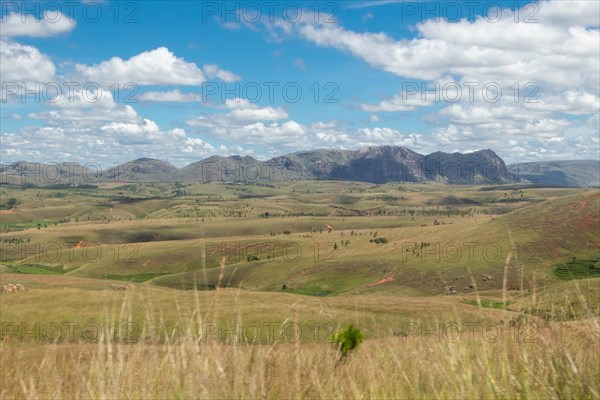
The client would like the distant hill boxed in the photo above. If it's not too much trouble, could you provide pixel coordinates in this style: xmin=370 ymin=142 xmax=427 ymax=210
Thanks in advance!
xmin=104 ymin=158 xmax=178 ymax=183
xmin=0 ymin=161 xmax=96 ymax=185
xmin=173 ymin=155 xmax=262 ymax=183
xmin=509 ymin=160 xmax=600 ymax=188
xmin=2 ymin=146 xmax=596 ymax=186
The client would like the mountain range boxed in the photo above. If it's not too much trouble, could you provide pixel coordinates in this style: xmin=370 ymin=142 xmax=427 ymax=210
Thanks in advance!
xmin=1 ymin=146 xmax=598 ymax=187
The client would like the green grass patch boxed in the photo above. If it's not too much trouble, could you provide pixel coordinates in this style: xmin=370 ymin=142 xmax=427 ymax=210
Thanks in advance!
xmin=464 ymin=298 xmax=511 ymax=309
xmin=9 ymin=264 xmax=65 ymax=275
xmin=554 ymin=258 xmax=600 ymax=280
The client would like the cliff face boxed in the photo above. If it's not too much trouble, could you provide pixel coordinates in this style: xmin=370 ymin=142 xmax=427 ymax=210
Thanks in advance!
xmin=294 ymin=147 xmax=512 ymax=184
xmin=330 ymin=146 xmax=425 ymax=183
xmin=422 ymin=149 xmax=513 ymax=184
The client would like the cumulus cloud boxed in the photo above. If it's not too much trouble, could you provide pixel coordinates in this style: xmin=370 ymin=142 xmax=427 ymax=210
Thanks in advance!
xmin=27 ymin=88 xmax=140 ymax=128
xmin=309 ymin=121 xmax=423 ymax=150
xmin=75 ymin=47 xmax=206 ymax=86
xmin=224 ymin=98 xmax=288 ymax=121
xmin=0 ymin=12 xmax=76 ymax=37
xmin=186 ymin=98 xmax=427 ymax=155
xmin=0 ymin=39 xmax=56 ymax=82
xmin=298 ymin=15 xmax=599 ymax=92
xmin=187 ymin=99 xmax=288 ymax=131
xmin=525 ymin=91 xmax=600 ymax=115
xmin=0 ymin=124 xmax=218 ymax=167
xmin=2 ymin=89 xmax=219 ymax=166
xmin=202 ymin=64 xmax=241 ymax=82
xmin=291 ymin=1 xmax=600 ymax=90
xmin=185 ymin=97 xmax=312 ymax=152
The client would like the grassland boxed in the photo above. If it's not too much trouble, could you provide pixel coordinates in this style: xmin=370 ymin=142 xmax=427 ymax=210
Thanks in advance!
xmin=1 ymin=181 xmax=598 ymax=398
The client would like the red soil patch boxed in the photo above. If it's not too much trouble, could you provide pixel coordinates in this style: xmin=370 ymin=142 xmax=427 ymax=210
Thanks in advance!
xmin=366 ymin=276 xmax=395 ymax=287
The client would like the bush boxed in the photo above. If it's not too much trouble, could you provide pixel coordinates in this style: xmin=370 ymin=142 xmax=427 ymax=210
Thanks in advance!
xmin=332 ymin=324 xmax=364 ymax=358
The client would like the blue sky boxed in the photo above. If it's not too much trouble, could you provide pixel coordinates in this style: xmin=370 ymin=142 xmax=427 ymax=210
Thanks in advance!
xmin=1 ymin=0 xmax=599 ymax=166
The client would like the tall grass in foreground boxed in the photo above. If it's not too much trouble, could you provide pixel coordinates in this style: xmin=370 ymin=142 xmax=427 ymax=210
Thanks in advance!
xmin=1 ymin=259 xmax=599 ymax=399
xmin=1 ymin=286 xmax=599 ymax=400
xmin=1 ymin=320 xmax=598 ymax=399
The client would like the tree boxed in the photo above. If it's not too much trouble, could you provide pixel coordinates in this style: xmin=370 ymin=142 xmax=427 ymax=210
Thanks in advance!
xmin=332 ymin=324 xmax=364 ymax=362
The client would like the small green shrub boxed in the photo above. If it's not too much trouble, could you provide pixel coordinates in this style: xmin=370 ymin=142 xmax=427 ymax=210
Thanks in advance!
xmin=332 ymin=324 xmax=364 ymax=358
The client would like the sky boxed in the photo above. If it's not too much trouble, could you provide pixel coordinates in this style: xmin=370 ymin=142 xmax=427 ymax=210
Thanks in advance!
xmin=1 ymin=0 xmax=599 ymax=167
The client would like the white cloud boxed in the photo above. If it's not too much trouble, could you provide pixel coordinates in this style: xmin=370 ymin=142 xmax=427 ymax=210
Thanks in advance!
xmin=310 ymin=122 xmax=422 ymax=150
xmin=0 ymin=123 xmax=218 ymax=167
xmin=186 ymin=102 xmax=428 ymax=155
xmin=186 ymin=97 xmax=309 ymax=152
xmin=0 ymin=12 xmax=76 ymax=37
xmin=187 ymin=117 xmax=305 ymax=147
xmin=75 ymin=47 xmax=205 ymax=86
xmin=202 ymin=64 xmax=241 ymax=82
xmin=0 ymin=39 xmax=56 ymax=82
xmin=224 ymin=98 xmax=288 ymax=121
xmin=281 ymin=1 xmax=598 ymax=95
xmin=100 ymin=119 xmax=160 ymax=134
xmin=298 ymin=17 xmax=599 ymax=92
xmin=28 ymin=88 xmax=140 ymax=128
xmin=139 ymin=90 xmax=202 ymax=102
xmin=535 ymin=0 xmax=600 ymax=27
xmin=525 ymin=91 xmax=600 ymax=115
xmin=188 ymin=99 xmax=288 ymax=130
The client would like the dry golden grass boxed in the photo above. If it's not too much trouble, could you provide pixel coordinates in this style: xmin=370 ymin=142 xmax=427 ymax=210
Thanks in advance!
xmin=1 ymin=318 xmax=598 ymax=399
xmin=1 ymin=275 xmax=599 ymax=399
